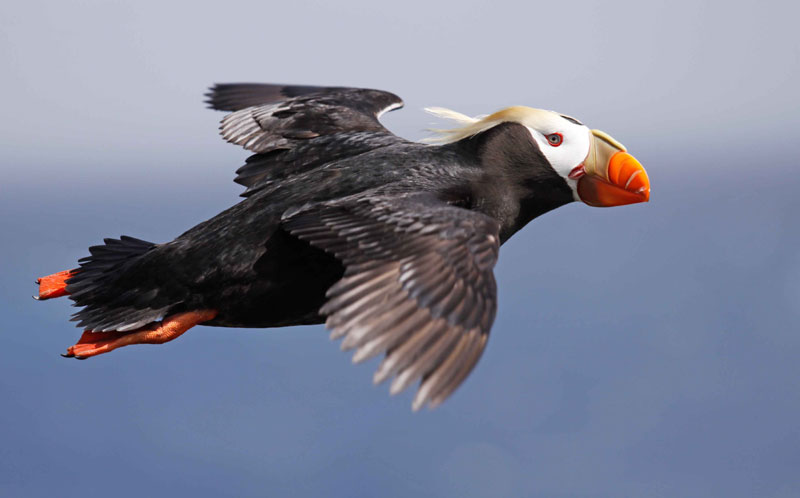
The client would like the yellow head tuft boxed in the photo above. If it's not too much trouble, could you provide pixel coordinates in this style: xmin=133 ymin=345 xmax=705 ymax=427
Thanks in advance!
xmin=423 ymin=106 xmax=561 ymax=144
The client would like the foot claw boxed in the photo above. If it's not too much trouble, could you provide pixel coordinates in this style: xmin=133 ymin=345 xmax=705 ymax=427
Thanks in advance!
xmin=32 ymin=295 xmax=41 ymax=300
xmin=61 ymin=352 xmax=74 ymax=358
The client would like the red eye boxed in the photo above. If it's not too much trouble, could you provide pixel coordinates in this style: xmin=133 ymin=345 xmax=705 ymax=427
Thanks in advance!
xmin=546 ymin=133 xmax=563 ymax=147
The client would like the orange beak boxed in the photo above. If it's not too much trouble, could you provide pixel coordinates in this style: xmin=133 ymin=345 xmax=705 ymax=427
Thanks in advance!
xmin=574 ymin=129 xmax=650 ymax=207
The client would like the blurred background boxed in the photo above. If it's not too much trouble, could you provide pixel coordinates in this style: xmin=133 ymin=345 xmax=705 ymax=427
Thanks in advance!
xmin=2 ymin=0 xmax=798 ymax=496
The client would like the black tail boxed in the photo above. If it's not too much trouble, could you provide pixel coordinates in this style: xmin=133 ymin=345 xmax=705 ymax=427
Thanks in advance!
xmin=65 ymin=236 xmax=174 ymax=332
xmin=67 ymin=236 xmax=155 ymax=297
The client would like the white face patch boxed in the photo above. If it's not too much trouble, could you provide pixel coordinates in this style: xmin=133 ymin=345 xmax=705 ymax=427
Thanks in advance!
xmin=525 ymin=113 xmax=591 ymax=200
xmin=423 ymin=106 xmax=593 ymax=200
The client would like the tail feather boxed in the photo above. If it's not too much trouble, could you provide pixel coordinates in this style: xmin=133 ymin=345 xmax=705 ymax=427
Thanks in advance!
xmin=37 ymin=235 xmax=176 ymax=333
xmin=67 ymin=236 xmax=172 ymax=332
xmin=67 ymin=236 xmax=156 ymax=302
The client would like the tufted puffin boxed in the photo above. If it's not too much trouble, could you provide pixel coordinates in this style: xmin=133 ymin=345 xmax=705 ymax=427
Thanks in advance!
xmin=35 ymin=84 xmax=650 ymax=410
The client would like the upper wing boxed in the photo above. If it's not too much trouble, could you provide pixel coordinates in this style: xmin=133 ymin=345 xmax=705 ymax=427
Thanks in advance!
xmin=205 ymin=83 xmax=405 ymax=197
xmin=206 ymin=83 xmax=350 ymax=112
xmin=283 ymin=193 xmax=500 ymax=410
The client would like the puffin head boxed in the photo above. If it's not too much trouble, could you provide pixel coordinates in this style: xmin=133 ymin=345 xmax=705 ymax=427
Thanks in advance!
xmin=426 ymin=106 xmax=650 ymax=208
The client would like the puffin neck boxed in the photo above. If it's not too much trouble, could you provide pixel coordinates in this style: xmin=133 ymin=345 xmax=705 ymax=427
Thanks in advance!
xmin=456 ymin=122 xmax=575 ymax=242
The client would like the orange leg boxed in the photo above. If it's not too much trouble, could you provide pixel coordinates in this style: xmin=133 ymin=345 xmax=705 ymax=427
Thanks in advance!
xmin=35 ymin=269 xmax=77 ymax=300
xmin=63 ymin=309 xmax=218 ymax=359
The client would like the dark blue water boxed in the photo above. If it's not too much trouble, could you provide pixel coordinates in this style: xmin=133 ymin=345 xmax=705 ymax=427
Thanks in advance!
xmin=2 ymin=149 xmax=798 ymax=497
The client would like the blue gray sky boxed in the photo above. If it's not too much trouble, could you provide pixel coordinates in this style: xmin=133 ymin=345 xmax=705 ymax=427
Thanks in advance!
xmin=2 ymin=1 xmax=799 ymax=497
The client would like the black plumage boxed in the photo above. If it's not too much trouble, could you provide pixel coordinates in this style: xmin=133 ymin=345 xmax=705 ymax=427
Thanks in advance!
xmin=53 ymin=83 xmax=584 ymax=409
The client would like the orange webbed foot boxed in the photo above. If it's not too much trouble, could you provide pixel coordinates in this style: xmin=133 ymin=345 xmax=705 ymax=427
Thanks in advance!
xmin=35 ymin=269 xmax=77 ymax=300
xmin=63 ymin=310 xmax=218 ymax=359
xmin=63 ymin=330 xmax=130 ymax=359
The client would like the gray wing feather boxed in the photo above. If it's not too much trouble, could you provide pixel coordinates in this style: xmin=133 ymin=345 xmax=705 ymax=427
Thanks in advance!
xmin=205 ymin=84 xmax=405 ymax=197
xmin=210 ymin=85 xmax=403 ymax=154
xmin=206 ymin=83 xmax=337 ymax=111
xmin=284 ymin=193 xmax=500 ymax=410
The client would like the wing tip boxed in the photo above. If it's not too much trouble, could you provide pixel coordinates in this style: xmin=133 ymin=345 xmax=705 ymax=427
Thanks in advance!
xmin=203 ymin=82 xmax=315 ymax=112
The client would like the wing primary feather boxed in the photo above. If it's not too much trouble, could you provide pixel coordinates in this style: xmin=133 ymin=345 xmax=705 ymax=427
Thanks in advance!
xmin=384 ymin=319 xmax=452 ymax=394
xmin=412 ymin=332 xmax=476 ymax=411
xmin=389 ymin=326 xmax=461 ymax=395
xmin=320 ymin=267 xmax=398 ymax=316
xmin=325 ymin=286 xmax=402 ymax=330
xmin=428 ymin=333 xmax=488 ymax=408
xmin=349 ymin=299 xmax=421 ymax=363
xmin=350 ymin=308 xmax=428 ymax=374
xmin=338 ymin=291 xmax=410 ymax=351
xmin=377 ymin=319 xmax=442 ymax=383
xmin=325 ymin=267 xmax=391 ymax=299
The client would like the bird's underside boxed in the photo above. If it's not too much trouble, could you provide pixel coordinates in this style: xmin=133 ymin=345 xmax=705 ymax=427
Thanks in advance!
xmin=36 ymin=82 xmax=650 ymax=410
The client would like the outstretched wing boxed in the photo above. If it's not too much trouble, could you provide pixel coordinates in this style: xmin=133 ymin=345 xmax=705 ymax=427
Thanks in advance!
xmin=206 ymin=84 xmax=405 ymax=197
xmin=283 ymin=193 xmax=500 ymax=410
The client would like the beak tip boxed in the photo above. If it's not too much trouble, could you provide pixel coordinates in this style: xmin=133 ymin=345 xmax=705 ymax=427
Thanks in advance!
xmin=579 ymin=134 xmax=650 ymax=207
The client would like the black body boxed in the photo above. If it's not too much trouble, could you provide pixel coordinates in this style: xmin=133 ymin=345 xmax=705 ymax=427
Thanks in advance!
xmin=70 ymin=124 xmax=571 ymax=329
xmin=61 ymin=84 xmax=576 ymax=408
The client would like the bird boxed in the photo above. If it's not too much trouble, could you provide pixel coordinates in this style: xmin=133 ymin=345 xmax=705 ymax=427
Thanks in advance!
xmin=35 ymin=83 xmax=650 ymax=410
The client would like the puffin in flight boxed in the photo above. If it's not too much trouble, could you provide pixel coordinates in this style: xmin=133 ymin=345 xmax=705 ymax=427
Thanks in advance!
xmin=36 ymin=84 xmax=650 ymax=410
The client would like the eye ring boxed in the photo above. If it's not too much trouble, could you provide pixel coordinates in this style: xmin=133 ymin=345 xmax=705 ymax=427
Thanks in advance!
xmin=546 ymin=133 xmax=563 ymax=147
